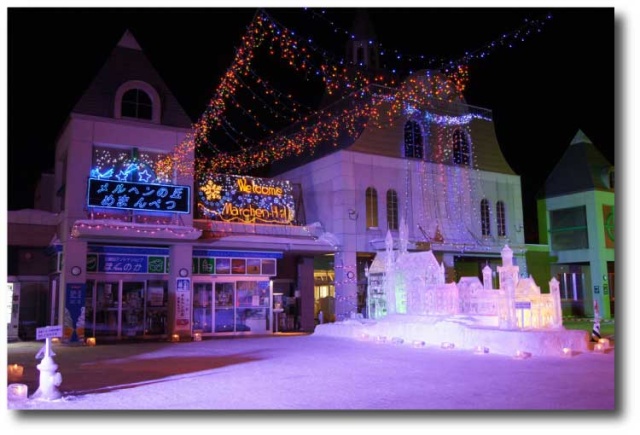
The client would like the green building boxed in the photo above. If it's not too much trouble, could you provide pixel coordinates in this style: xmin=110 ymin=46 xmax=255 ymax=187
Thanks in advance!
xmin=537 ymin=130 xmax=615 ymax=319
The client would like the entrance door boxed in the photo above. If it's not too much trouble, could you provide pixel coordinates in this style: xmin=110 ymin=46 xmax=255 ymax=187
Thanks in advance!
xmin=193 ymin=282 xmax=213 ymax=333
xmin=214 ymin=282 xmax=236 ymax=332
xmin=121 ymin=281 xmax=145 ymax=338
xmin=95 ymin=281 xmax=120 ymax=338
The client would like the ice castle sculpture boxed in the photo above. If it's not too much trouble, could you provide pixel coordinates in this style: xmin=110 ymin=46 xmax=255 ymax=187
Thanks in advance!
xmin=366 ymin=221 xmax=563 ymax=331
xmin=317 ymin=221 xmax=587 ymax=357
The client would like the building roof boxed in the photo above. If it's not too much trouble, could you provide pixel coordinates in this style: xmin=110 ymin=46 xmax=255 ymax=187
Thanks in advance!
xmin=538 ymin=129 xmax=614 ymax=199
xmin=270 ymin=70 xmax=515 ymax=176
xmin=71 ymin=30 xmax=193 ymax=129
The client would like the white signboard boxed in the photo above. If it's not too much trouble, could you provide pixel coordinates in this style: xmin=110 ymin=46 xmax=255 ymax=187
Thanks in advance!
xmin=36 ymin=325 xmax=63 ymax=340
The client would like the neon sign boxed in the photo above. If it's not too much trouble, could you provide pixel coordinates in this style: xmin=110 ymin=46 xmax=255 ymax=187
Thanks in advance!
xmin=87 ymin=179 xmax=191 ymax=214
xmin=198 ymin=174 xmax=295 ymax=224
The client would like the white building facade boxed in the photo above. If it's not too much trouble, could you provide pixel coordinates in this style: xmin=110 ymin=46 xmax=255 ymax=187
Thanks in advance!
xmin=273 ymin=71 xmax=527 ymax=321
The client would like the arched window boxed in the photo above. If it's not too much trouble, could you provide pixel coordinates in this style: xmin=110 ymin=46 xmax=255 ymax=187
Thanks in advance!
xmin=386 ymin=189 xmax=399 ymax=230
xmin=452 ymin=129 xmax=470 ymax=165
xmin=366 ymin=187 xmax=379 ymax=228
xmin=404 ymin=121 xmax=423 ymax=159
xmin=121 ymin=89 xmax=153 ymax=120
xmin=496 ymin=201 xmax=506 ymax=237
xmin=609 ymin=169 xmax=615 ymax=189
xmin=114 ymin=80 xmax=161 ymax=123
xmin=481 ymin=199 xmax=491 ymax=236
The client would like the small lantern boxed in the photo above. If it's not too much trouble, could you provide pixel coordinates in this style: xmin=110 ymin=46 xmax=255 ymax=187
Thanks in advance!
xmin=7 ymin=383 xmax=28 ymax=401
xmin=171 ymin=334 xmax=180 ymax=342
xmin=594 ymin=343 xmax=605 ymax=353
xmin=8 ymin=364 xmax=24 ymax=381
xmin=52 ymin=337 xmax=60 ymax=344
xmin=598 ymin=338 xmax=610 ymax=349
xmin=86 ymin=337 xmax=97 ymax=347
xmin=193 ymin=332 xmax=202 ymax=342
xmin=562 ymin=347 xmax=572 ymax=357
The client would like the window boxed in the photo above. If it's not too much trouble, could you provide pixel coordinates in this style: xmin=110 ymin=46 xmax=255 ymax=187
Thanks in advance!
xmin=609 ymin=169 xmax=615 ymax=189
xmin=122 ymin=89 xmax=153 ymax=120
xmin=386 ymin=189 xmax=399 ymax=230
xmin=404 ymin=121 xmax=423 ymax=159
xmin=481 ymin=199 xmax=491 ymax=236
xmin=549 ymin=206 xmax=589 ymax=250
xmin=114 ymin=80 xmax=161 ymax=123
xmin=452 ymin=129 xmax=470 ymax=165
xmin=366 ymin=187 xmax=379 ymax=228
xmin=496 ymin=201 xmax=506 ymax=237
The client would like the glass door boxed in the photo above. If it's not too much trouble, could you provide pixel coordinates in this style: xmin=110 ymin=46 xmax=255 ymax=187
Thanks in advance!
xmin=84 ymin=280 xmax=96 ymax=338
xmin=193 ymin=282 xmax=213 ymax=333
xmin=95 ymin=281 xmax=120 ymax=338
xmin=236 ymin=281 xmax=270 ymax=333
xmin=145 ymin=280 xmax=168 ymax=336
xmin=122 ymin=281 xmax=145 ymax=338
xmin=214 ymin=282 xmax=235 ymax=332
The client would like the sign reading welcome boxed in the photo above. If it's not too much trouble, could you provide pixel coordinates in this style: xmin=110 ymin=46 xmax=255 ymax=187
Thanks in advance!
xmin=198 ymin=174 xmax=295 ymax=224
xmin=87 ymin=178 xmax=191 ymax=214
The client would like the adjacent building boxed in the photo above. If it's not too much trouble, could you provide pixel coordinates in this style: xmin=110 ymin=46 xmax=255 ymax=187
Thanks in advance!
xmin=536 ymin=130 xmax=615 ymax=319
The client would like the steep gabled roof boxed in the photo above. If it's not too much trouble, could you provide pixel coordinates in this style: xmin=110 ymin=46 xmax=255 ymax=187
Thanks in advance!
xmin=538 ymin=130 xmax=614 ymax=199
xmin=71 ymin=29 xmax=192 ymax=128
xmin=270 ymin=70 xmax=515 ymax=176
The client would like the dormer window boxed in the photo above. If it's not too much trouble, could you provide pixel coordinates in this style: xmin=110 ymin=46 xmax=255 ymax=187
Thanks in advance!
xmin=122 ymin=89 xmax=153 ymax=120
xmin=114 ymin=80 xmax=161 ymax=123
xmin=404 ymin=120 xmax=423 ymax=159
xmin=452 ymin=129 xmax=470 ymax=166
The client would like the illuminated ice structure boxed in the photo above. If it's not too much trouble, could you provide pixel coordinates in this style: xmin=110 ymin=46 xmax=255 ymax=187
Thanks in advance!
xmin=315 ymin=225 xmax=590 ymax=357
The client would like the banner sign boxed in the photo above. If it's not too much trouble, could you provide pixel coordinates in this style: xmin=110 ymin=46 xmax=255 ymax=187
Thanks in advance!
xmin=64 ymin=283 xmax=86 ymax=342
xmin=175 ymin=278 xmax=192 ymax=331
xmin=87 ymin=178 xmax=191 ymax=214
xmin=198 ymin=174 xmax=295 ymax=224
xmin=99 ymin=254 xmax=148 ymax=273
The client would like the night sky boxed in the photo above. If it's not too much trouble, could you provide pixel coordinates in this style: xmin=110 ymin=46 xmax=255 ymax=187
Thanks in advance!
xmin=6 ymin=7 xmax=614 ymax=243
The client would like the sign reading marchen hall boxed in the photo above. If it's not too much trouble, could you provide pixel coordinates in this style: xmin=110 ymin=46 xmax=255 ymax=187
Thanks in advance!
xmin=87 ymin=179 xmax=191 ymax=214
xmin=198 ymin=174 xmax=295 ymax=224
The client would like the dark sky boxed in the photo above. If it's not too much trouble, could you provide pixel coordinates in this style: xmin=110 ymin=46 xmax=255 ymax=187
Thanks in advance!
xmin=6 ymin=7 xmax=614 ymax=243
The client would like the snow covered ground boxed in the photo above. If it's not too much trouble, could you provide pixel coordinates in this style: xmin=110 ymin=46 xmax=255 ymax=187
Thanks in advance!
xmin=4 ymin=329 xmax=617 ymax=403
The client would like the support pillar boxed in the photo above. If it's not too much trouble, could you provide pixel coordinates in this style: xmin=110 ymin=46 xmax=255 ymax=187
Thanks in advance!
xmin=334 ymin=250 xmax=358 ymax=321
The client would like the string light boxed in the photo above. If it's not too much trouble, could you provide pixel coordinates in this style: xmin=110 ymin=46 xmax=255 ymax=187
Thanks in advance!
xmin=155 ymin=8 xmax=550 ymax=193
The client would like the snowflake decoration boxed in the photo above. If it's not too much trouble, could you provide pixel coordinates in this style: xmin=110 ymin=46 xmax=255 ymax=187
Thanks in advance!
xmin=200 ymin=180 xmax=222 ymax=201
